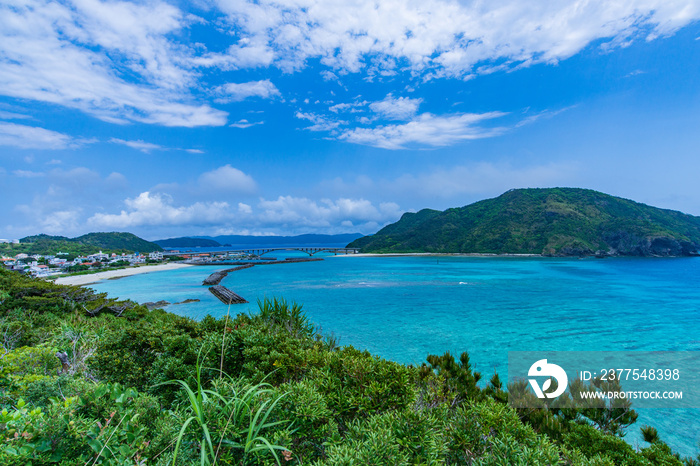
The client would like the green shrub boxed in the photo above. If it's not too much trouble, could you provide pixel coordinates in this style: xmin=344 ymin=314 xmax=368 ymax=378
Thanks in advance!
xmin=315 ymin=411 xmax=411 ymax=465
xmin=639 ymin=442 xmax=683 ymax=466
xmin=419 ymin=351 xmax=483 ymax=406
xmin=446 ymin=399 xmax=560 ymax=464
xmin=274 ymin=379 xmax=338 ymax=461
xmin=0 ymin=346 xmax=62 ymax=403
xmin=0 ymin=399 xmax=53 ymax=463
xmin=312 ymin=346 xmax=416 ymax=422
xmin=564 ymin=424 xmax=651 ymax=466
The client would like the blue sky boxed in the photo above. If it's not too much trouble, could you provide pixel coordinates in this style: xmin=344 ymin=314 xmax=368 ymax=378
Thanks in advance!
xmin=1 ymin=0 xmax=699 ymax=240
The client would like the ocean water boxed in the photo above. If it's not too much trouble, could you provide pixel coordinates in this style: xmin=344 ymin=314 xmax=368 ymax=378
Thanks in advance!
xmin=89 ymin=254 xmax=700 ymax=457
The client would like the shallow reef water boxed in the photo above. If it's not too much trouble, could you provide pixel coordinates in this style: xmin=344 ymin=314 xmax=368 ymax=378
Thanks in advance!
xmin=91 ymin=254 xmax=700 ymax=457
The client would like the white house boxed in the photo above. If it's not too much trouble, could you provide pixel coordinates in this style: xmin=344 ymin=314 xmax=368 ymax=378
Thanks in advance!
xmin=148 ymin=251 xmax=164 ymax=260
xmin=88 ymin=251 xmax=110 ymax=261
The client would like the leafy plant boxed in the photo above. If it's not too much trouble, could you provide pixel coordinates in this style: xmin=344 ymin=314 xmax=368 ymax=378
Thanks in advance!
xmin=419 ymin=351 xmax=482 ymax=407
xmin=0 ymin=399 xmax=53 ymax=462
xmin=157 ymin=350 xmax=289 ymax=465
xmin=255 ymin=297 xmax=315 ymax=339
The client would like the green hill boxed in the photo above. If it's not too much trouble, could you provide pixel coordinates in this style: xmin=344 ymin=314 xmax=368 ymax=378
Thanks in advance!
xmin=348 ymin=188 xmax=700 ymax=257
xmin=10 ymin=232 xmax=163 ymax=255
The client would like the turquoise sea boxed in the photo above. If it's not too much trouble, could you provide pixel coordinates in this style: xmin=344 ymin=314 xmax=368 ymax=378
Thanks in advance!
xmin=89 ymin=253 xmax=700 ymax=457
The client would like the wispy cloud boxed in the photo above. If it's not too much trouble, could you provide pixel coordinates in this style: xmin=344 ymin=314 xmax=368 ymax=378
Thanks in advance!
xmin=515 ymin=106 xmax=575 ymax=128
xmin=13 ymin=170 xmax=45 ymax=178
xmin=230 ymin=119 xmax=264 ymax=129
xmin=256 ymin=196 xmax=402 ymax=231
xmin=338 ymin=112 xmax=508 ymax=149
xmin=369 ymin=94 xmax=422 ymax=120
xmin=1 ymin=0 xmax=696 ymax=133
xmin=216 ymin=80 xmax=281 ymax=102
xmin=0 ymin=122 xmax=76 ymax=150
xmin=0 ymin=110 xmax=32 ymax=120
xmin=109 ymin=138 xmax=164 ymax=153
xmin=329 ymin=101 xmax=368 ymax=114
xmin=295 ymin=112 xmax=346 ymax=132
xmin=210 ymin=0 xmax=700 ymax=78
xmin=0 ymin=0 xmax=227 ymax=127
xmin=624 ymin=69 xmax=646 ymax=78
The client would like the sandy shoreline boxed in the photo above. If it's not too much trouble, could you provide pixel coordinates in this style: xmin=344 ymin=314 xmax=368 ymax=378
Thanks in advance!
xmin=53 ymin=262 xmax=194 ymax=286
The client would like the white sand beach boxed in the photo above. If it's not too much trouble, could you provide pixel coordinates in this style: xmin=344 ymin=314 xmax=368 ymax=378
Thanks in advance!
xmin=53 ymin=262 xmax=194 ymax=286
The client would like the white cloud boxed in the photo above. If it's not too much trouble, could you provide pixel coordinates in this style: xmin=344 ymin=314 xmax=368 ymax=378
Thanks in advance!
xmin=624 ymin=69 xmax=646 ymax=78
xmin=211 ymin=0 xmax=700 ymax=78
xmin=257 ymin=196 xmax=402 ymax=231
xmin=184 ymin=149 xmax=205 ymax=154
xmin=329 ymin=101 xmax=368 ymax=113
xmin=13 ymin=170 xmax=45 ymax=178
xmin=515 ymin=106 xmax=575 ymax=128
xmin=0 ymin=110 xmax=31 ymax=120
xmin=238 ymin=202 xmax=253 ymax=214
xmin=197 ymin=165 xmax=258 ymax=194
xmin=85 ymin=190 xmax=393 ymax=234
xmin=109 ymin=138 xmax=164 ymax=153
xmin=295 ymin=112 xmax=345 ymax=132
xmin=1 ymin=0 xmax=698 ymax=132
xmin=216 ymin=80 xmax=281 ymax=102
xmin=0 ymin=122 xmax=75 ymax=150
xmin=9 ymin=167 xmax=126 ymax=236
xmin=88 ymin=191 xmax=233 ymax=228
xmin=37 ymin=209 xmax=83 ymax=234
xmin=230 ymin=119 xmax=264 ymax=128
xmin=0 ymin=0 xmax=227 ymax=127
xmin=338 ymin=112 xmax=507 ymax=149
xmin=369 ymin=94 xmax=422 ymax=120
xmin=321 ymin=70 xmax=340 ymax=82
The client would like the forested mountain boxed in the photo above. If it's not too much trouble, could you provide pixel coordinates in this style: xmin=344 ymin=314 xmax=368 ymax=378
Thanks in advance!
xmin=349 ymin=188 xmax=700 ymax=257
xmin=12 ymin=232 xmax=162 ymax=255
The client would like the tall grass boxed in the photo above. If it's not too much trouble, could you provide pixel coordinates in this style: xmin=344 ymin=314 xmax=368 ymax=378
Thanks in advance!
xmin=256 ymin=297 xmax=315 ymax=339
xmin=156 ymin=350 xmax=289 ymax=465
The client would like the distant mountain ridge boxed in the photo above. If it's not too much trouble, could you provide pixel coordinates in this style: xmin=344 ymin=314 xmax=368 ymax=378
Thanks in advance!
xmin=157 ymin=233 xmax=363 ymax=248
xmin=17 ymin=232 xmax=162 ymax=254
xmin=348 ymin=188 xmax=700 ymax=257
xmin=154 ymin=237 xmax=222 ymax=248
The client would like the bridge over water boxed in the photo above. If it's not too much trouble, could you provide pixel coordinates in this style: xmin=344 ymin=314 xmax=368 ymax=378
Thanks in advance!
xmin=163 ymin=247 xmax=360 ymax=258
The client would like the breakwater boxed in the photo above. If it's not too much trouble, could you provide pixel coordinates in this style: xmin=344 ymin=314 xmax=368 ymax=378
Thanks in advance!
xmin=208 ymin=285 xmax=248 ymax=304
xmin=190 ymin=257 xmax=324 ymax=266
xmin=202 ymin=264 xmax=255 ymax=285
xmin=200 ymin=257 xmax=324 ymax=304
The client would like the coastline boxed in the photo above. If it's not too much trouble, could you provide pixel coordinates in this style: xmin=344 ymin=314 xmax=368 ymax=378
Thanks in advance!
xmin=53 ymin=262 xmax=194 ymax=286
xmin=335 ymin=252 xmax=543 ymax=258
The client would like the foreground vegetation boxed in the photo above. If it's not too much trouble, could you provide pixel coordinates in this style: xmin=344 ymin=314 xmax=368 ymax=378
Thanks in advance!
xmin=348 ymin=188 xmax=700 ymax=256
xmin=0 ymin=268 xmax=698 ymax=465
